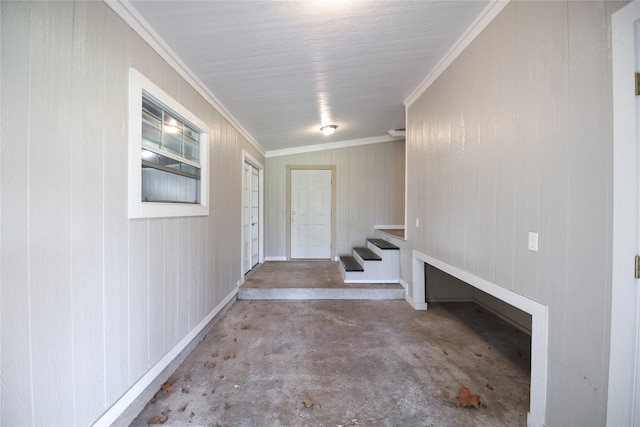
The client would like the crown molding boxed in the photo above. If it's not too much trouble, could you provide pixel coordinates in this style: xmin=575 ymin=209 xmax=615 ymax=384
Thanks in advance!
xmin=404 ymin=0 xmax=510 ymax=108
xmin=265 ymin=135 xmax=402 ymax=158
xmin=104 ymin=0 xmax=265 ymax=156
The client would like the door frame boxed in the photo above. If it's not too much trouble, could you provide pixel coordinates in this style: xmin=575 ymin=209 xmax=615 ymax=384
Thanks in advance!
xmin=609 ymin=2 xmax=640 ymax=424
xmin=241 ymin=150 xmax=264 ymax=281
xmin=286 ymin=165 xmax=336 ymax=260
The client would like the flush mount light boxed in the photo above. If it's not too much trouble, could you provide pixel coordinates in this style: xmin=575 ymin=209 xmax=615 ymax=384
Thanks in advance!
xmin=320 ymin=125 xmax=337 ymax=136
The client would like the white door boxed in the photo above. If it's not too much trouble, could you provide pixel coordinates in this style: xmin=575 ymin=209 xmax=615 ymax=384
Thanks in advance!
xmin=251 ymin=165 xmax=259 ymax=267
xmin=290 ymin=169 xmax=332 ymax=259
xmin=609 ymin=3 xmax=640 ymax=425
xmin=635 ymin=18 xmax=640 ymax=426
xmin=243 ymin=162 xmax=260 ymax=273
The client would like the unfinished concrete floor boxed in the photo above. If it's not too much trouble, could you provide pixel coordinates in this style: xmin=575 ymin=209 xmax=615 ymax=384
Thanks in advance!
xmin=131 ymin=298 xmax=531 ymax=426
xmin=238 ymin=261 xmax=405 ymax=301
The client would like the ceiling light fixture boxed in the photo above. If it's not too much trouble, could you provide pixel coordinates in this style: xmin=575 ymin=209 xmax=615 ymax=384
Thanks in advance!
xmin=320 ymin=125 xmax=337 ymax=136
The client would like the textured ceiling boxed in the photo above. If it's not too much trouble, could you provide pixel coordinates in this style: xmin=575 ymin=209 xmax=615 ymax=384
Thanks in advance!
xmin=129 ymin=1 xmax=490 ymax=152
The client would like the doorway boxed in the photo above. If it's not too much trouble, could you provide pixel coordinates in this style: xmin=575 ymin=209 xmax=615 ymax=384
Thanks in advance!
xmin=286 ymin=166 xmax=336 ymax=260
xmin=242 ymin=151 xmax=264 ymax=277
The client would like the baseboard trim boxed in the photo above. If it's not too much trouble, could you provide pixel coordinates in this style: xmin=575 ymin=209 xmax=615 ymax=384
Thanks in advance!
xmin=264 ymin=256 xmax=287 ymax=261
xmin=405 ymin=295 xmax=428 ymax=310
xmin=92 ymin=286 xmax=239 ymax=427
xmin=426 ymin=297 xmax=474 ymax=303
xmin=399 ymin=278 xmax=409 ymax=293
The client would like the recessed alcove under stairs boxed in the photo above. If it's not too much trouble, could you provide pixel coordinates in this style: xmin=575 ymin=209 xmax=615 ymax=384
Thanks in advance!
xmin=411 ymin=250 xmax=548 ymax=427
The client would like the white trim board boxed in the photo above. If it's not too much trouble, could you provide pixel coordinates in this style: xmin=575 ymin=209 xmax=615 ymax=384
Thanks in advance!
xmin=404 ymin=0 xmax=510 ymax=108
xmin=91 ymin=287 xmax=239 ymax=426
xmin=608 ymin=2 xmax=640 ymax=425
xmin=410 ymin=250 xmax=548 ymax=427
xmin=264 ymin=256 xmax=287 ymax=262
xmin=265 ymin=135 xmax=400 ymax=158
xmin=104 ymin=0 xmax=264 ymax=156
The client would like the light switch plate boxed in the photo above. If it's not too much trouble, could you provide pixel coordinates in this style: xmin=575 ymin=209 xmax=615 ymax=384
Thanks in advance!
xmin=528 ymin=232 xmax=538 ymax=252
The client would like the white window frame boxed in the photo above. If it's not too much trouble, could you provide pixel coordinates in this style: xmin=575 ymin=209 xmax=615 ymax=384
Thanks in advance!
xmin=128 ymin=68 xmax=210 ymax=218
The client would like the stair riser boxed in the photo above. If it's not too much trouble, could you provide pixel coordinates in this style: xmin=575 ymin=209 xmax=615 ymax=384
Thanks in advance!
xmin=360 ymin=243 xmax=400 ymax=281
xmin=238 ymin=287 xmax=404 ymax=300
xmin=367 ymin=241 xmax=399 ymax=258
xmin=340 ymin=262 xmax=398 ymax=283
xmin=352 ymin=252 xmax=388 ymax=278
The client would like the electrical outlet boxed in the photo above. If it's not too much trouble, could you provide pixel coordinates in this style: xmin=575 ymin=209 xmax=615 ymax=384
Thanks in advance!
xmin=528 ymin=232 xmax=538 ymax=252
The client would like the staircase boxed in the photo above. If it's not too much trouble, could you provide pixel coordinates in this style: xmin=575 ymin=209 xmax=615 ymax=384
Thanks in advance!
xmin=339 ymin=238 xmax=400 ymax=283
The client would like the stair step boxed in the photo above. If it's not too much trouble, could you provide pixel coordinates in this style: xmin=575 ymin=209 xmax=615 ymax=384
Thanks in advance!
xmin=238 ymin=286 xmax=405 ymax=301
xmin=367 ymin=238 xmax=399 ymax=250
xmin=339 ymin=255 xmax=364 ymax=272
xmin=353 ymin=247 xmax=382 ymax=261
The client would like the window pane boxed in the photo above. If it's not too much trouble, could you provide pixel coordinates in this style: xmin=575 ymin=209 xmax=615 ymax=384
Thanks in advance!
xmin=142 ymin=99 xmax=162 ymax=128
xmin=142 ymin=122 xmax=162 ymax=149
xmin=184 ymin=126 xmax=199 ymax=143
xmin=183 ymin=141 xmax=199 ymax=163
xmin=142 ymin=96 xmax=203 ymax=166
xmin=180 ymin=163 xmax=198 ymax=176
xmin=162 ymin=133 xmax=182 ymax=157
xmin=141 ymin=167 xmax=199 ymax=204
xmin=163 ymin=113 xmax=183 ymax=138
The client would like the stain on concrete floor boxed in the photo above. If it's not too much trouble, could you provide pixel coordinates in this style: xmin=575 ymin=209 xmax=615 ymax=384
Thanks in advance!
xmin=130 ymin=300 xmax=530 ymax=426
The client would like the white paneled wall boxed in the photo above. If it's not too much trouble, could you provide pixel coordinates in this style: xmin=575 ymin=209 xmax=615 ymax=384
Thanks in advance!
xmin=265 ymin=141 xmax=405 ymax=259
xmin=0 ymin=2 xmax=264 ymax=425
xmin=405 ymin=1 xmax=621 ymax=425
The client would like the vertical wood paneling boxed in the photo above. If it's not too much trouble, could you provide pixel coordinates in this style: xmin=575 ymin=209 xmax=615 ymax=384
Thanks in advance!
xmin=451 ymin=67 xmax=466 ymax=268
xmin=103 ymin=8 xmax=131 ymax=407
xmin=176 ymin=217 xmax=190 ymax=337
xmin=564 ymin=2 xmax=611 ymax=424
xmin=129 ymin=220 xmax=149 ymax=382
xmin=512 ymin=1 xmax=553 ymax=299
xmin=405 ymin=1 xmax=616 ymax=424
xmin=164 ymin=218 xmax=178 ymax=348
xmin=148 ymin=218 xmax=165 ymax=365
xmin=70 ymin=2 xmax=107 ymax=423
xmin=491 ymin=5 xmax=518 ymax=290
xmin=1 ymin=1 xmax=266 ymax=425
xmin=188 ymin=218 xmax=199 ymax=328
xmin=0 ymin=3 xmax=34 ymax=424
xmin=28 ymin=3 xmax=75 ymax=425
xmin=1 ymin=0 xmax=268 ymax=423
xmin=527 ymin=1 xmax=571 ymax=422
xmin=209 ymin=118 xmax=222 ymax=300
xmin=475 ymin=30 xmax=498 ymax=282
xmin=199 ymin=217 xmax=208 ymax=317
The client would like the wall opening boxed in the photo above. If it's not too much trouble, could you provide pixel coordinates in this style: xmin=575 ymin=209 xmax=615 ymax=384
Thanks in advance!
xmin=424 ymin=263 xmax=532 ymax=420
xmin=411 ymin=249 xmax=548 ymax=427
